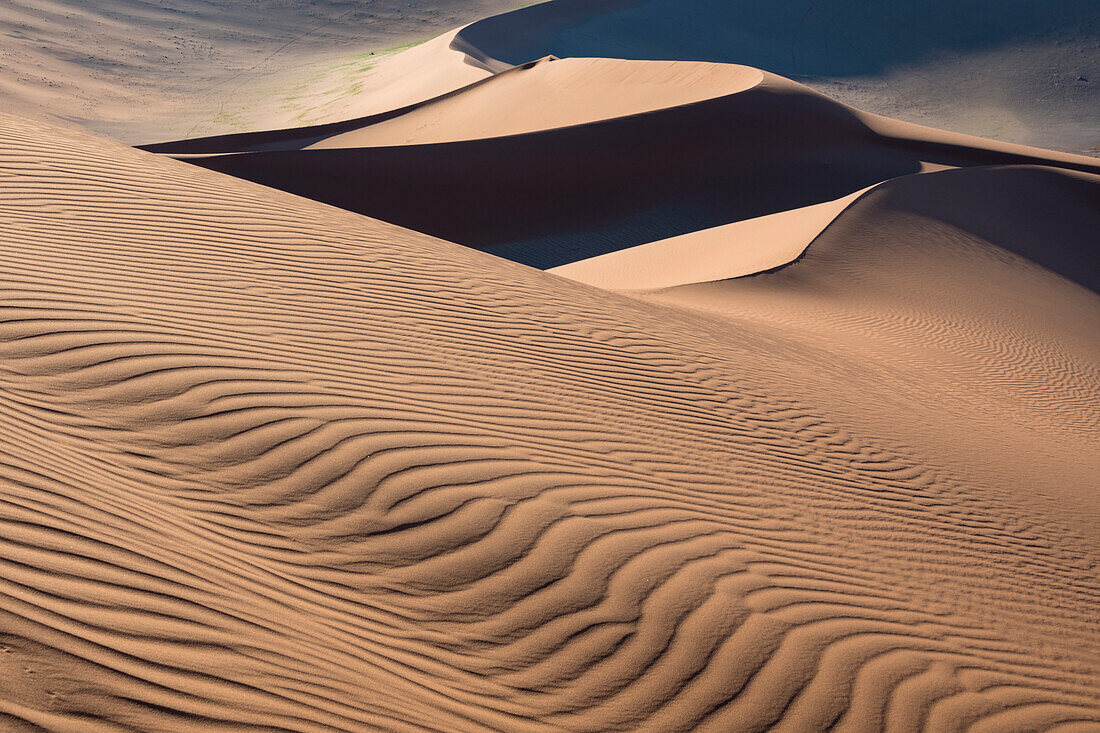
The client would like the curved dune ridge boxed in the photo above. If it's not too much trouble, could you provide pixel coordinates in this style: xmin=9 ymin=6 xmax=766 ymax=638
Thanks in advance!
xmin=3 ymin=112 xmax=1100 ymax=731
xmin=552 ymin=163 xmax=1100 ymax=292
xmin=547 ymin=186 xmax=874 ymax=290
xmin=645 ymin=164 xmax=1100 ymax=492
xmin=144 ymin=57 xmax=1100 ymax=271
xmin=305 ymin=58 xmax=765 ymax=148
xmin=451 ymin=0 xmax=1100 ymax=154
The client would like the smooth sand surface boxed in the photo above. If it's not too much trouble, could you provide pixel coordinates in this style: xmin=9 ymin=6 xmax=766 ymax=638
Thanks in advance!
xmin=307 ymin=58 xmax=764 ymax=148
xmin=453 ymin=0 xmax=1100 ymax=155
xmin=147 ymin=60 xmax=1099 ymax=270
xmin=548 ymin=187 xmax=873 ymax=290
xmin=0 ymin=0 xmax=529 ymax=143
xmin=2 ymin=108 xmax=1100 ymax=731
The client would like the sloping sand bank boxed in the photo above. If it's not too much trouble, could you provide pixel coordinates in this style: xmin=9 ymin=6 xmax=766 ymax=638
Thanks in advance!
xmin=2 ymin=112 xmax=1099 ymax=731
xmin=548 ymin=187 xmax=873 ymax=289
xmin=146 ymin=58 xmax=1100 ymax=270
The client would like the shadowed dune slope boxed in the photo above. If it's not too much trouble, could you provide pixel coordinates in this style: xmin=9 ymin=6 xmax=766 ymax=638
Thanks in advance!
xmin=648 ymin=164 xmax=1100 ymax=297
xmin=3 ymin=113 xmax=1100 ymax=731
xmin=453 ymin=0 xmax=1100 ymax=154
xmin=145 ymin=58 xmax=1100 ymax=270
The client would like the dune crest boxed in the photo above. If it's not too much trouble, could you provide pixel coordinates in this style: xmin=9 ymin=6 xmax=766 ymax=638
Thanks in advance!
xmin=1 ymin=111 xmax=1099 ymax=731
xmin=549 ymin=186 xmax=873 ymax=289
xmin=0 ymin=0 xmax=530 ymax=143
xmin=308 ymin=58 xmax=764 ymax=148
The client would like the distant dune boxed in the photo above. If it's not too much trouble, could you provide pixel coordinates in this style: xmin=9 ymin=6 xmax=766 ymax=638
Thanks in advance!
xmin=5 ymin=0 xmax=1095 ymax=152
xmin=549 ymin=187 xmax=873 ymax=289
xmin=453 ymin=0 xmax=1100 ymax=154
xmin=146 ymin=56 xmax=1099 ymax=269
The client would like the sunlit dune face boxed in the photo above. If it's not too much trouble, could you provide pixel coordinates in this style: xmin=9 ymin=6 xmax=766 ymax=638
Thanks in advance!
xmin=307 ymin=57 xmax=765 ymax=148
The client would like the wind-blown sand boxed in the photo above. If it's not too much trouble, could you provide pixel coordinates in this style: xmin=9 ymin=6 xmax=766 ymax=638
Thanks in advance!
xmin=2 ymin=107 xmax=1099 ymax=730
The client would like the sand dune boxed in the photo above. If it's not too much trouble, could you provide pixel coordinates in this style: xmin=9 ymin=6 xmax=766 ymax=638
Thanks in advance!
xmin=317 ymin=27 xmax=503 ymax=127
xmin=453 ymin=0 xmax=1100 ymax=154
xmin=305 ymin=58 xmax=763 ymax=148
xmin=553 ymin=163 xmax=1100 ymax=291
xmin=2 ymin=109 xmax=1099 ymax=731
xmin=0 ymin=0 xmax=528 ymax=143
xmin=644 ymin=164 xmax=1100 ymax=525
xmin=548 ymin=187 xmax=873 ymax=290
xmin=4 ymin=1 xmax=1100 ymax=730
xmin=145 ymin=57 xmax=1099 ymax=270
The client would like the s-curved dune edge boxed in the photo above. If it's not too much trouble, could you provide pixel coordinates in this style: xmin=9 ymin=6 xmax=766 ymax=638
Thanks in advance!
xmin=548 ymin=186 xmax=875 ymax=290
xmin=140 ymin=57 xmax=765 ymax=153
xmin=644 ymin=163 xmax=1100 ymax=508
xmin=2 ymin=113 xmax=1100 ymax=731
xmin=305 ymin=58 xmax=765 ymax=148
xmin=144 ymin=58 xmax=1100 ymax=271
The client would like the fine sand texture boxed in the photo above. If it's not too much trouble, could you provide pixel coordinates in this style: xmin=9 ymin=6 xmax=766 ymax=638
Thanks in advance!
xmin=452 ymin=0 xmax=1100 ymax=155
xmin=146 ymin=56 xmax=1100 ymax=270
xmin=643 ymin=164 xmax=1100 ymax=532
xmin=2 ymin=109 xmax=1100 ymax=732
xmin=0 ymin=0 xmax=529 ymax=143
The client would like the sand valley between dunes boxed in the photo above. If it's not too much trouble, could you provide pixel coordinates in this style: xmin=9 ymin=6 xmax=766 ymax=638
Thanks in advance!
xmin=1 ymin=1 xmax=1099 ymax=731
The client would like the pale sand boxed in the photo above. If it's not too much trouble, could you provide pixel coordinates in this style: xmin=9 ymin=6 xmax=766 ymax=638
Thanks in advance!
xmin=316 ymin=28 xmax=501 ymax=126
xmin=1 ymin=109 xmax=1099 ymax=731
